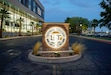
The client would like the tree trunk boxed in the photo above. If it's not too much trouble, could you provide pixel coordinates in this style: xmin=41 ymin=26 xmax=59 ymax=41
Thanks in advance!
xmin=19 ymin=22 xmax=22 ymax=36
xmin=32 ymin=26 xmax=33 ymax=35
xmin=36 ymin=26 xmax=38 ymax=35
xmin=0 ymin=29 xmax=2 ymax=38
xmin=94 ymin=26 xmax=95 ymax=35
xmin=0 ymin=16 xmax=4 ymax=38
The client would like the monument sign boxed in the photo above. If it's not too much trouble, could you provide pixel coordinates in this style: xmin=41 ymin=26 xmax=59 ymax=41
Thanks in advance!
xmin=42 ymin=23 xmax=69 ymax=51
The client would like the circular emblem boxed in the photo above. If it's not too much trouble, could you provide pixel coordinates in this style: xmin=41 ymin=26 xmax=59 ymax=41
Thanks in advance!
xmin=45 ymin=27 xmax=67 ymax=49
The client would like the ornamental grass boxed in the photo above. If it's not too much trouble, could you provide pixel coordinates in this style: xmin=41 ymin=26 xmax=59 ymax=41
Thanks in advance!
xmin=32 ymin=41 xmax=41 ymax=55
xmin=72 ymin=42 xmax=86 ymax=54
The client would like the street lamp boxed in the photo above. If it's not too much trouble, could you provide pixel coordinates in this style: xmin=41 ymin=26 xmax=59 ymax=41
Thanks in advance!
xmin=80 ymin=23 xmax=82 ymax=34
xmin=80 ymin=23 xmax=82 ymax=27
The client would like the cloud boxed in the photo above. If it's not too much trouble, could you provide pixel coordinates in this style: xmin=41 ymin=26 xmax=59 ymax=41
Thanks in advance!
xmin=68 ymin=0 xmax=101 ymax=8
xmin=68 ymin=0 xmax=89 ymax=8
xmin=40 ymin=0 xmax=61 ymax=5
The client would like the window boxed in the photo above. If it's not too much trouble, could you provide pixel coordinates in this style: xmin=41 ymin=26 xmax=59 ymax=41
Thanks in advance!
xmin=33 ymin=1 xmax=36 ymax=12
xmin=28 ymin=0 xmax=31 ymax=10
xmin=38 ymin=7 xmax=41 ymax=16
xmin=5 ymin=21 xmax=9 ymax=26
xmin=18 ymin=0 xmax=21 ymax=2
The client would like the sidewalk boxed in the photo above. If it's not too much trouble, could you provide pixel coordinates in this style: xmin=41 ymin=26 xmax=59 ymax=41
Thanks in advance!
xmin=0 ymin=35 xmax=42 ymax=41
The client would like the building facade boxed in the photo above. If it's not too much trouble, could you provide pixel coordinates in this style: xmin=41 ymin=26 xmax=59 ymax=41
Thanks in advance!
xmin=0 ymin=0 xmax=44 ymax=36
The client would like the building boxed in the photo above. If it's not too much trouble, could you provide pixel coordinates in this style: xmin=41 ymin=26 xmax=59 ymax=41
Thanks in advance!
xmin=0 ymin=0 xmax=44 ymax=36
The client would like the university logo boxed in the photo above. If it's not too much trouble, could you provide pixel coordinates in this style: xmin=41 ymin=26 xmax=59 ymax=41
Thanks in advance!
xmin=45 ymin=27 xmax=67 ymax=49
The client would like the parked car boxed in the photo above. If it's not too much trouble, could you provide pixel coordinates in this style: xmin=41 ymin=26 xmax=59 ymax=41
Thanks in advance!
xmin=94 ymin=34 xmax=100 ymax=37
xmin=100 ymin=34 xmax=108 ymax=37
xmin=108 ymin=34 xmax=111 ymax=38
xmin=86 ymin=34 xmax=93 ymax=36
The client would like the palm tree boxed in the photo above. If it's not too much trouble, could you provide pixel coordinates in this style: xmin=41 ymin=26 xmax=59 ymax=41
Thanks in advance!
xmin=30 ymin=21 xmax=34 ymax=35
xmin=16 ymin=17 xmax=24 ymax=36
xmin=36 ymin=23 xmax=39 ymax=34
xmin=0 ymin=8 xmax=10 ymax=38
xmin=99 ymin=0 xmax=111 ymax=30
xmin=91 ymin=19 xmax=99 ymax=34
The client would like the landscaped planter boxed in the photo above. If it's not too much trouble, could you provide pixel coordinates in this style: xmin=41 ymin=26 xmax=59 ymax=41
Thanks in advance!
xmin=28 ymin=50 xmax=81 ymax=63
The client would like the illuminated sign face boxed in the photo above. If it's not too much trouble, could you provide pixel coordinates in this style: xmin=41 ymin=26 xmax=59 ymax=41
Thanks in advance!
xmin=45 ymin=27 xmax=67 ymax=49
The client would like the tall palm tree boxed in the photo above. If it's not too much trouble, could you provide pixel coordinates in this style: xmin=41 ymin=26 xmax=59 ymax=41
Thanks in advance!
xmin=16 ymin=17 xmax=24 ymax=36
xmin=30 ymin=21 xmax=34 ymax=35
xmin=0 ymin=8 xmax=10 ymax=38
xmin=91 ymin=19 xmax=99 ymax=34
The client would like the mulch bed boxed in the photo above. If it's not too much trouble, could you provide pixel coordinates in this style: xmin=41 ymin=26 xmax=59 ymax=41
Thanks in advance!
xmin=36 ymin=52 xmax=74 ymax=57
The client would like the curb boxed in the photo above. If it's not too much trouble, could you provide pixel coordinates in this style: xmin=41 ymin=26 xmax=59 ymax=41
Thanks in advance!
xmin=0 ymin=35 xmax=42 ymax=41
xmin=28 ymin=51 xmax=81 ymax=63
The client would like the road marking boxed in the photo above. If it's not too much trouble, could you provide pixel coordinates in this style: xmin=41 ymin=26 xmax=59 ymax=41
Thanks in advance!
xmin=52 ymin=65 xmax=61 ymax=75
xmin=7 ymin=49 xmax=21 ymax=56
xmin=53 ymin=65 xmax=56 ymax=75
xmin=25 ymin=39 xmax=28 ymax=42
xmin=7 ymin=43 xmax=14 ymax=46
xmin=7 ymin=49 xmax=13 ymax=52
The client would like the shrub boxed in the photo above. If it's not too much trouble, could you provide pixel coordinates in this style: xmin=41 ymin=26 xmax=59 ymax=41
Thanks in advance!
xmin=27 ymin=31 xmax=30 ymax=33
xmin=4 ymin=35 xmax=9 ymax=38
xmin=2 ymin=28 xmax=5 ymax=32
xmin=69 ymin=52 xmax=73 ymax=55
xmin=54 ymin=52 xmax=61 ymax=57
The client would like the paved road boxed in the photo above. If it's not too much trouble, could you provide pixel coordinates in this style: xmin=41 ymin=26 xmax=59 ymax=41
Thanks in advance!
xmin=0 ymin=36 xmax=42 ymax=73
xmin=0 ymin=35 xmax=111 ymax=75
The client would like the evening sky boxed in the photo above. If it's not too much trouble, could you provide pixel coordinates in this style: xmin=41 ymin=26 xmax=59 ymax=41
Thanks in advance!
xmin=40 ymin=0 xmax=108 ymax=32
